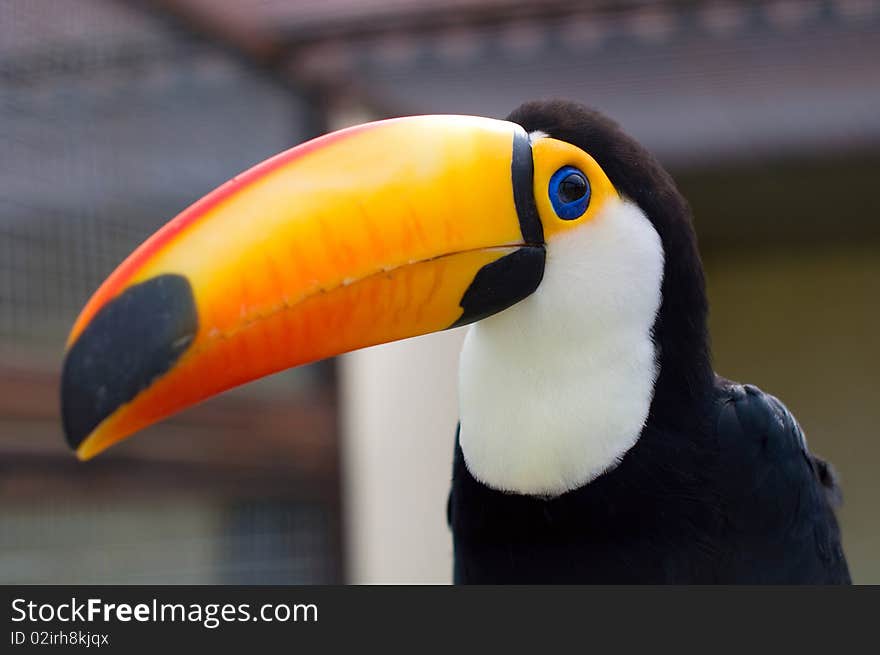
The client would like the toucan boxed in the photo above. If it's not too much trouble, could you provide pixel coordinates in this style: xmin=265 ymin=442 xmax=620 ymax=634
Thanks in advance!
xmin=61 ymin=100 xmax=850 ymax=584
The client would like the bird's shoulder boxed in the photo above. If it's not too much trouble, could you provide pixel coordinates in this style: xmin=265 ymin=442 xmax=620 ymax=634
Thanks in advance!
xmin=710 ymin=376 xmax=849 ymax=582
xmin=713 ymin=378 xmax=826 ymax=483
xmin=712 ymin=376 xmax=842 ymax=508
xmin=714 ymin=377 xmax=806 ymax=456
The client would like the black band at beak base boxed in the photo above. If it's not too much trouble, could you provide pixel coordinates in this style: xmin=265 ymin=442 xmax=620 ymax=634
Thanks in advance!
xmin=511 ymin=128 xmax=544 ymax=246
xmin=449 ymin=129 xmax=546 ymax=329
xmin=450 ymin=245 xmax=545 ymax=329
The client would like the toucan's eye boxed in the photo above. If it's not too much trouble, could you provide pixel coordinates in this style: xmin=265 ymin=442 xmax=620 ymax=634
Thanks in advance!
xmin=549 ymin=166 xmax=590 ymax=220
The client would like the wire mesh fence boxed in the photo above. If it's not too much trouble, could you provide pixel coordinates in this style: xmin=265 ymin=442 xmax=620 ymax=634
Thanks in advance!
xmin=0 ymin=0 xmax=341 ymax=584
xmin=0 ymin=0 xmax=308 ymax=345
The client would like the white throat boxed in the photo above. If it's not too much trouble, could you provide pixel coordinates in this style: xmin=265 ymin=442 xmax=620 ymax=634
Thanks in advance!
xmin=458 ymin=197 xmax=664 ymax=497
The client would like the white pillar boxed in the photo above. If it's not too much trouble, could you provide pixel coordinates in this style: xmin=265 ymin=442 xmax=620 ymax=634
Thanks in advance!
xmin=339 ymin=330 xmax=465 ymax=583
xmin=326 ymin=101 xmax=464 ymax=582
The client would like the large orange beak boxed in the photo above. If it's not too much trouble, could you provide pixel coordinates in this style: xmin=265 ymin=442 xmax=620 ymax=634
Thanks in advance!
xmin=61 ymin=115 xmax=546 ymax=460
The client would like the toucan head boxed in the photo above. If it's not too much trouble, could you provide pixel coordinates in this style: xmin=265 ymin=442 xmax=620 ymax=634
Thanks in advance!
xmin=62 ymin=100 xmax=709 ymax=495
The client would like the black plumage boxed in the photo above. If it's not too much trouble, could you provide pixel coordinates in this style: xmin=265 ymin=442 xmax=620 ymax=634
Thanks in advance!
xmin=447 ymin=100 xmax=849 ymax=584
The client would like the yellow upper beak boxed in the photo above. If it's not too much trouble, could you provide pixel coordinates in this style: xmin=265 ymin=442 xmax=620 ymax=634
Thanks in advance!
xmin=61 ymin=115 xmax=546 ymax=459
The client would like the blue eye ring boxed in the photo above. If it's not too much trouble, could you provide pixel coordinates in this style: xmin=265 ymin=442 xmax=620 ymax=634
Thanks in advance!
xmin=548 ymin=166 xmax=590 ymax=220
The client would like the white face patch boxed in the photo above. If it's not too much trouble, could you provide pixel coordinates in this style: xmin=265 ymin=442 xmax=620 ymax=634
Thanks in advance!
xmin=458 ymin=197 xmax=664 ymax=497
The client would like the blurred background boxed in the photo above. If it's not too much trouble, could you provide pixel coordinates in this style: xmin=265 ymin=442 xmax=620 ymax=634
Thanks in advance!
xmin=1 ymin=0 xmax=878 ymax=584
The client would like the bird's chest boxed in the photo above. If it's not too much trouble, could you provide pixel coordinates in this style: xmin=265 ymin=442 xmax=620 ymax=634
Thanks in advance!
xmin=451 ymin=510 xmax=716 ymax=584
xmin=449 ymin=446 xmax=720 ymax=584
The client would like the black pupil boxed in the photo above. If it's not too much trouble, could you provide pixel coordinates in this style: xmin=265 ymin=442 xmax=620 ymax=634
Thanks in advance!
xmin=559 ymin=173 xmax=586 ymax=203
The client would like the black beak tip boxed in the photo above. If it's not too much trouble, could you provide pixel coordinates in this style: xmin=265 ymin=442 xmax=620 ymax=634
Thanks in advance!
xmin=60 ymin=274 xmax=198 ymax=452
